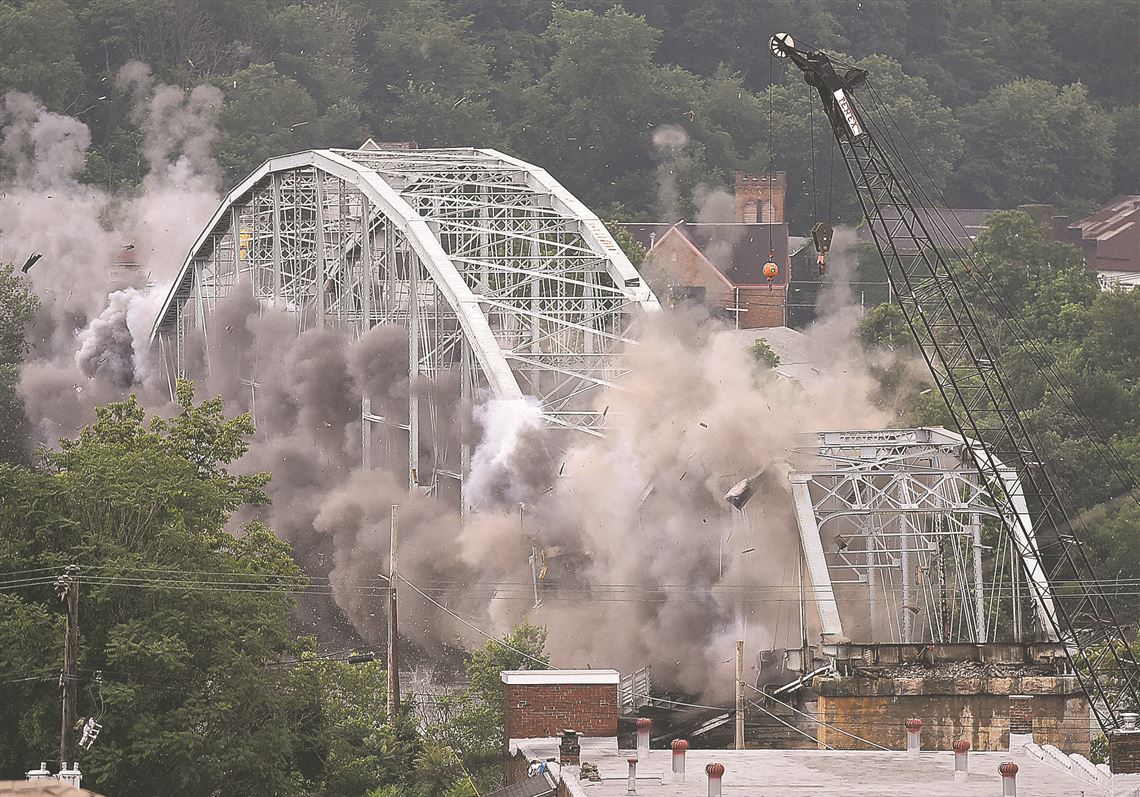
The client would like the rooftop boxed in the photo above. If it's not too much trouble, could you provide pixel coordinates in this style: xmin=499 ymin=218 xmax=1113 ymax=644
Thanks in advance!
xmin=509 ymin=737 xmax=1106 ymax=796
xmin=1070 ymin=195 xmax=1140 ymax=242
xmin=621 ymin=222 xmax=791 ymax=286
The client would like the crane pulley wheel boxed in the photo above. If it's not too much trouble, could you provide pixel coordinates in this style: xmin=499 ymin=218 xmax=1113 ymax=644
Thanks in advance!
xmin=770 ymin=33 xmax=793 ymax=57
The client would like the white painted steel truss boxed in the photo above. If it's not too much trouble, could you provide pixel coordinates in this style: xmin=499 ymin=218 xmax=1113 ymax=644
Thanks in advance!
xmin=790 ymin=427 xmax=1056 ymax=649
xmin=150 ymin=146 xmax=659 ymax=501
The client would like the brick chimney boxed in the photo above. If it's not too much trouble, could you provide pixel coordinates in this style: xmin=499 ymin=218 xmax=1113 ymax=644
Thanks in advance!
xmin=502 ymin=669 xmax=620 ymax=746
xmin=735 ymin=172 xmax=786 ymax=223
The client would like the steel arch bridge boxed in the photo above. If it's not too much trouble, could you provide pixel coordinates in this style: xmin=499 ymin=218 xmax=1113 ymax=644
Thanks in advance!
xmin=150 ymin=144 xmax=659 ymax=504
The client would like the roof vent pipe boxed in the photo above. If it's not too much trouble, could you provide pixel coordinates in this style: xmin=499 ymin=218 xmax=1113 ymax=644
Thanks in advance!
xmin=636 ymin=717 xmax=651 ymax=758
xmin=626 ymin=756 xmax=637 ymax=794
xmin=705 ymin=762 xmax=725 ymax=797
xmin=999 ymin=761 xmax=1018 ymax=796
xmin=952 ymin=739 xmax=970 ymax=783
xmin=671 ymin=739 xmax=689 ymax=781
xmin=904 ymin=718 xmax=923 ymax=758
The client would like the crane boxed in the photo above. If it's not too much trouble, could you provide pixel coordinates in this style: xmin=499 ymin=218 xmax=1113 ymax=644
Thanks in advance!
xmin=769 ymin=32 xmax=1139 ymax=733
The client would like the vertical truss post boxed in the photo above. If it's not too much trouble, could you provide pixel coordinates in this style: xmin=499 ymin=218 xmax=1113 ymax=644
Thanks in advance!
xmin=791 ymin=475 xmax=845 ymax=645
xmin=270 ymin=173 xmax=283 ymax=305
xmin=970 ymin=511 xmax=986 ymax=644
xmin=408 ymin=255 xmax=420 ymax=490
xmin=315 ymin=174 xmax=328 ymax=328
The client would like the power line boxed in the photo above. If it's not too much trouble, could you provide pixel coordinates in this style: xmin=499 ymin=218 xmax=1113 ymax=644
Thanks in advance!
xmin=399 ymin=577 xmax=553 ymax=670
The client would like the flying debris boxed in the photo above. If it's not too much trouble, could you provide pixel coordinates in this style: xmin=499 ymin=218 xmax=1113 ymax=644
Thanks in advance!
xmin=723 ymin=469 xmax=766 ymax=510
xmin=20 ymin=252 xmax=43 ymax=273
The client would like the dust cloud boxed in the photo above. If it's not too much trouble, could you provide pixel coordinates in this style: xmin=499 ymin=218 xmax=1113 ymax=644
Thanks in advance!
xmin=5 ymin=81 xmax=899 ymax=700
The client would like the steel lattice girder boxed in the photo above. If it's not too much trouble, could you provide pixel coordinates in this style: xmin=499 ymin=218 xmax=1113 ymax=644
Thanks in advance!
xmin=789 ymin=427 xmax=1057 ymax=649
xmin=150 ymin=147 xmax=660 ymax=496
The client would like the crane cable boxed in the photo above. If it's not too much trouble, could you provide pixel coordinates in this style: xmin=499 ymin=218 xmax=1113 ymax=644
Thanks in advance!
xmin=859 ymin=75 xmax=1139 ymax=513
xmin=767 ymin=47 xmax=775 ymax=252
xmin=808 ymin=83 xmax=817 ymax=223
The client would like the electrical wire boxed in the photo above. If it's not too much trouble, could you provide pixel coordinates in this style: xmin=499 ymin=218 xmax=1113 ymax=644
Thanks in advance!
xmin=741 ymin=681 xmax=888 ymax=750
xmin=399 ymin=576 xmax=553 ymax=670
xmin=744 ymin=696 xmax=831 ymax=749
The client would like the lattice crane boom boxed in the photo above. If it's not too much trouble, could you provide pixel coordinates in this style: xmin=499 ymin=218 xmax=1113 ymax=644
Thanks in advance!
xmin=770 ymin=32 xmax=1140 ymax=732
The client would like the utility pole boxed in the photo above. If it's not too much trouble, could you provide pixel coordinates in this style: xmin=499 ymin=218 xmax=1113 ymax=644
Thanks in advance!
xmin=735 ymin=640 xmax=745 ymax=750
xmin=386 ymin=505 xmax=401 ymax=723
xmin=56 ymin=565 xmax=79 ymax=768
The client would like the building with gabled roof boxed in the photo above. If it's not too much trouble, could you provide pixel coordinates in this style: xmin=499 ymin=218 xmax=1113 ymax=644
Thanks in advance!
xmin=621 ymin=172 xmax=794 ymax=329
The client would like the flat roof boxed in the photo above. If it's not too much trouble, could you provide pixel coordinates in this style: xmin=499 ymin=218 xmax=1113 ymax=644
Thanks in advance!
xmin=510 ymin=739 xmax=1104 ymax=796
xmin=501 ymin=669 xmax=620 ymax=685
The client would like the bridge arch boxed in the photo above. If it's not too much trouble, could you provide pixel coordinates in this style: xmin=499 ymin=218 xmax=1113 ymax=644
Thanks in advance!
xmin=150 ymin=145 xmax=659 ymax=502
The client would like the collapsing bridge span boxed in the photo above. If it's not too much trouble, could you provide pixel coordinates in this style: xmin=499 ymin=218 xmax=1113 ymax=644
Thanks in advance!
xmin=150 ymin=144 xmax=660 ymax=505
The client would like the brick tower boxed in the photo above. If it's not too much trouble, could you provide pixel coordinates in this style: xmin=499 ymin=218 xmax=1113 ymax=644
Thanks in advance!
xmin=735 ymin=172 xmax=786 ymax=223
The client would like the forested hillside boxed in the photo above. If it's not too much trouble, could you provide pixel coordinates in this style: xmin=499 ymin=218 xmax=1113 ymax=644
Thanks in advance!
xmin=0 ymin=0 xmax=1136 ymax=229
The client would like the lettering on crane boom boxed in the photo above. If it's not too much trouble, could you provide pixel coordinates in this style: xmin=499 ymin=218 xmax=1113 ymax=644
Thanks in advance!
xmin=832 ymin=88 xmax=864 ymax=138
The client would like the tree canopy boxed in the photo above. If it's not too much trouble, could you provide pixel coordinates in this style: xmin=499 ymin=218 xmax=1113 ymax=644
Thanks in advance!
xmin=0 ymin=382 xmax=466 ymax=795
xmin=0 ymin=0 xmax=1134 ymax=226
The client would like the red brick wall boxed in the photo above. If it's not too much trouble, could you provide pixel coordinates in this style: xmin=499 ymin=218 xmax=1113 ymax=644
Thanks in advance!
xmin=1110 ymin=733 xmax=1140 ymax=774
xmin=735 ymin=172 xmax=786 ymax=224
xmin=504 ymin=683 xmax=618 ymax=740
xmin=642 ymin=236 xmax=734 ymax=311
xmin=736 ymin=285 xmax=786 ymax=328
xmin=1008 ymin=696 xmax=1033 ymax=735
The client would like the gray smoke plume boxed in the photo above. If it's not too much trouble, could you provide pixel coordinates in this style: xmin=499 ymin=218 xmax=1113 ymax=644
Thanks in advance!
xmin=814 ymin=225 xmax=860 ymax=315
xmin=2 ymin=68 xmax=221 ymax=445
xmin=6 ymin=81 xmax=907 ymax=701
xmin=652 ymin=124 xmax=690 ymax=221
xmin=117 ymin=61 xmax=223 ymax=195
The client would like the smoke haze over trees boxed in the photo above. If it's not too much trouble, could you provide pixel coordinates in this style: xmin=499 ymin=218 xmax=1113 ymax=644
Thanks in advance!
xmin=0 ymin=0 xmax=1138 ymax=789
xmin=0 ymin=0 xmax=1135 ymax=223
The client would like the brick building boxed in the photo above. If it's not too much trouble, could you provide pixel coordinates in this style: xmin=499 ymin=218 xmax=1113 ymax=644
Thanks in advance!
xmin=621 ymin=172 xmax=793 ymax=329
xmin=499 ymin=665 xmax=1128 ymax=795
xmin=1051 ymin=195 xmax=1140 ymax=290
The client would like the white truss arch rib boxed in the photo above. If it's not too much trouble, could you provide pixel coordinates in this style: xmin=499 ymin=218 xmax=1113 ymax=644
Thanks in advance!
xmin=150 ymin=149 xmax=523 ymax=399
xmin=149 ymin=145 xmax=658 ymax=501
xmin=789 ymin=427 xmax=1058 ymax=651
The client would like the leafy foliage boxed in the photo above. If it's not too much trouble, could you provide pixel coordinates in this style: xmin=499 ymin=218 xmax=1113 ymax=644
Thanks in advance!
xmin=0 ymin=264 xmax=38 ymax=465
xmin=747 ymin=338 xmax=781 ymax=368
xmin=1 ymin=0 xmax=1132 ymax=226
xmin=0 ymin=383 xmax=458 ymax=794
xmin=427 ymin=622 xmax=548 ymax=792
xmin=856 ymin=213 xmax=1140 ymax=610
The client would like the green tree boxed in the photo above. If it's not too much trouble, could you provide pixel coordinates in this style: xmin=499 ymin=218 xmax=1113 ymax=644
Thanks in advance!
xmin=268 ymin=1 xmax=366 ymax=146
xmin=428 ymin=622 xmax=548 ymax=792
xmin=856 ymin=302 xmax=911 ymax=352
xmin=1110 ymin=105 xmax=1140 ymax=196
xmin=605 ymin=221 xmax=647 ymax=269
xmin=510 ymin=6 xmax=701 ymax=216
xmin=953 ymin=80 xmax=1115 ymax=209
xmin=747 ymin=338 xmax=780 ymax=368
xmin=0 ymin=263 xmax=37 ymax=465
xmin=214 ymin=64 xmax=320 ymax=182
xmin=0 ymin=0 xmax=86 ymax=108
xmin=0 ymin=383 xmax=454 ymax=794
